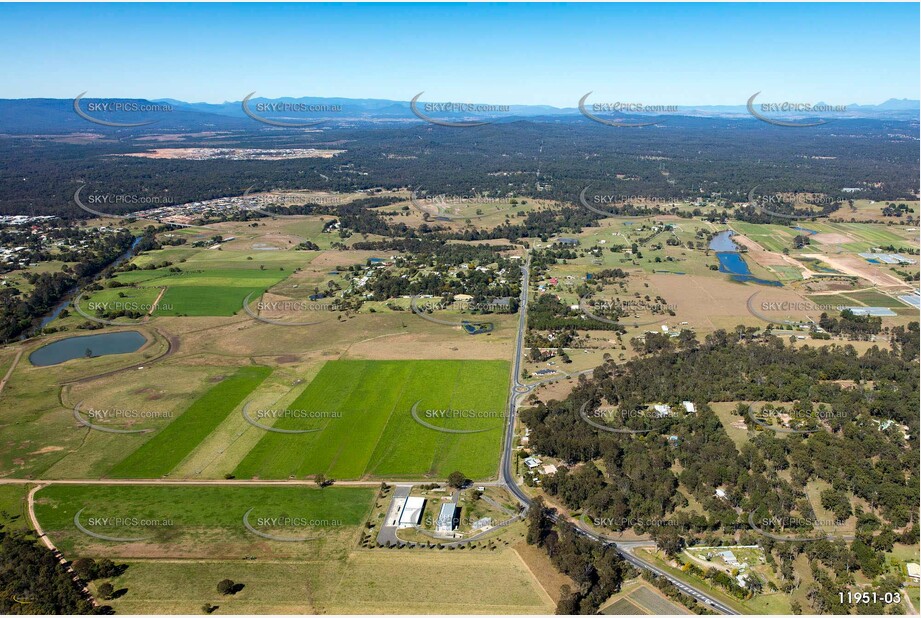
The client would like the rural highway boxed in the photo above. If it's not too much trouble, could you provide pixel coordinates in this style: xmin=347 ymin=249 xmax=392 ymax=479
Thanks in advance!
xmin=499 ymin=258 xmax=739 ymax=615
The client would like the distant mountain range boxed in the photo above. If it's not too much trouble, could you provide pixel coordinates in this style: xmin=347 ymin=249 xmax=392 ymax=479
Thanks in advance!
xmin=159 ymin=95 xmax=921 ymax=120
xmin=0 ymin=95 xmax=917 ymax=133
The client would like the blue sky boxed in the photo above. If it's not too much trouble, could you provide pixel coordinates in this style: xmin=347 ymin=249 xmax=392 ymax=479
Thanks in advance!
xmin=1 ymin=3 xmax=917 ymax=106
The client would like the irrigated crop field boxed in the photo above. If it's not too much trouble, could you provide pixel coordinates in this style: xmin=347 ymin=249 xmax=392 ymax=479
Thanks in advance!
xmin=235 ymin=359 xmax=509 ymax=481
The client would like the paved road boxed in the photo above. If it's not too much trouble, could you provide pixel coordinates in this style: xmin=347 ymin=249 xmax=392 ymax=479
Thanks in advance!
xmin=498 ymin=258 xmax=738 ymax=615
xmin=376 ymin=484 xmax=412 ymax=546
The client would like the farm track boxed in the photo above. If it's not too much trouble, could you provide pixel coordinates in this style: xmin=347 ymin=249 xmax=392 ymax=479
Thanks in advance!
xmin=0 ymin=347 xmax=24 ymax=397
xmin=26 ymin=483 xmax=99 ymax=607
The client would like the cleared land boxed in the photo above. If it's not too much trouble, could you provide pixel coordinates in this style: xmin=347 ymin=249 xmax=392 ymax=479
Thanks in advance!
xmin=98 ymin=546 xmax=554 ymax=614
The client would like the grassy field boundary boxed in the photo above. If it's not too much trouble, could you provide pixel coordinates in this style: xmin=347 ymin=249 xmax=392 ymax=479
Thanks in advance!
xmin=108 ymin=366 xmax=272 ymax=478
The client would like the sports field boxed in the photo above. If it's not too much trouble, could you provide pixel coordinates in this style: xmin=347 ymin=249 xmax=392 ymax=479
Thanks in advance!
xmin=234 ymin=359 xmax=509 ymax=481
xmin=108 ymin=366 xmax=272 ymax=478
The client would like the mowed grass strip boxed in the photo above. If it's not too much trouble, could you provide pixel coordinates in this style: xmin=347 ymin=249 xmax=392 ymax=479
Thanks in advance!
xmin=108 ymin=366 xmax=272 ymax=478
xmin=234 ymin=360 xmax=509 ymax=481
xmin=33 ymin=484 xmax=374 ymax=532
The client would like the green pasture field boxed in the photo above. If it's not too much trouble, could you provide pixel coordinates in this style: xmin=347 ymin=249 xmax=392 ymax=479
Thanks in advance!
xmin=156 ymin=284 xmax=266 ymax=317
xmin=108 ymin=366 xmax=272 ymax=478
xmin=828 ymin=222 xmax=915 ymax=246
xmin=0 ymin=484 xmax=30 ymax=530
xmin=837 ymin=290 xmax=907 ymax=307
xmin=730 ymin=222 xmax=798 ymax=253
xmin=66 ymin=247 xmax=312 ymax=321
xmin=234 ymin=359 xmax=509 ymax=481
xmin=33 ymin=484 xmax=375 ymax=555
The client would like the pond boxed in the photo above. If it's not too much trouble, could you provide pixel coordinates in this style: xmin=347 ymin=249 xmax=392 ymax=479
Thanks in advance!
xmin=709 ymin=230 xmax=739 ymax=252
xmin=716 ymin=253 xmax=783 ymax=287
xmin=29 ymin=331 xmax=147 ymax=367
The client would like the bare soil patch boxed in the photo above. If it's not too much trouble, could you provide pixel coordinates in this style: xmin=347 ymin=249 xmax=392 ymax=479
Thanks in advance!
xmin=801 ymin=254 xmax=908 ymax=288
xmin=812 ymin=232 xmax=852 ymax=245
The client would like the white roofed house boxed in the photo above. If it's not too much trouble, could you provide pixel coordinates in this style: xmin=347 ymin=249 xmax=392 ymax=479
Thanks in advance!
xmin=682 ymin=401 xmax=696 ymax=413
xmin=718 ymin=550 xmax=739 ymax=566
xmin=435 ymin=502 xmax=459 ymax=535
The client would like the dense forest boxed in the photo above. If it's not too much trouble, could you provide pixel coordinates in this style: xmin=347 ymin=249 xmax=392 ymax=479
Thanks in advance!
xmin=0 ymin=527 xmax=105 ymax=614
xmin=521 ymin=325 xmax=920 ymax=611
xmin=1 ymin=116 xmax=917 ymax=218
xmin=525 ymin=498 xmax=630 ymax=614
